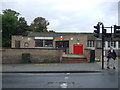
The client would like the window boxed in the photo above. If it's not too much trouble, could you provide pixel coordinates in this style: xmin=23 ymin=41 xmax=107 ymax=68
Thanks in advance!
xmin=119 ymin=41 xmax=120 ymax=48
xmin=45 ymin=40 xmax=53 ymax=47
xmin=113 ymin=41 xmax=116 ymax=48
xmin=107 ymin=41 xmax=116 ymax=48
xmin=35 ymin=39 xmax=53 ymax=47
xmin=56 ymin=41 xmax=69 ymax=48
xmin=87 ymin=40 xmax=95 ymax=47
xmin=89 ymin=41 xmax=92 ymax=47
xmin=15 ymin=40 xmax=20 ymax=48
xmin=35 ymin=40 xmax=43 ymax=47
xmin=108 ymin=41 xmax=110 ymax=47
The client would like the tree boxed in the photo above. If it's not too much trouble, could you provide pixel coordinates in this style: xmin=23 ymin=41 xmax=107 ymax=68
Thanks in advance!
xmin=48 ymin=30 xmax=55 ymax=33
xmin=2 ymin=9 xmax=20 ymax=47
xmin=2 ymin=9 xmax=30 ymax=47
xmin=2 ymin=9 xmax=20 ymax=17
xmin=0 ymin=14 xmax=2 ymax=48
xmin=16 ymin=17 xmax=29 ymax=35
xmin=30 ymin=17 xmax=49 ymax=32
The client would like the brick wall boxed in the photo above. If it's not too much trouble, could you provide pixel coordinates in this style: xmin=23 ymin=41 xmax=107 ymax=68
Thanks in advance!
xmin=12 ymin=36 xmax=35 ymax=48
xmin=2 ymin=48 xmax=63 ymax=64
xmin=54 ymin=34 xmax=88 ymax=54
xmin=84 ymin=49 xmax=91 ymax=62
xmin=95 ymin=49 xmax=102 ymax=60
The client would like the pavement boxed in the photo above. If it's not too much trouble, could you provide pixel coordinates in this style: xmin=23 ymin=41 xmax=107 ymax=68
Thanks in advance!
xmin=1 ymin=61 xmax=118 ymax=73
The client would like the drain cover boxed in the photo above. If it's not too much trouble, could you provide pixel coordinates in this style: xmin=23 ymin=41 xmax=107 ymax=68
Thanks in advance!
xmin=48 ymin=82 xmax=74 ymax=88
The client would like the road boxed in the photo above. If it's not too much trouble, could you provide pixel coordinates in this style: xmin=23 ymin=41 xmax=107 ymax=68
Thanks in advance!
xmin=2 ymin=72 xmax=118 ymax=88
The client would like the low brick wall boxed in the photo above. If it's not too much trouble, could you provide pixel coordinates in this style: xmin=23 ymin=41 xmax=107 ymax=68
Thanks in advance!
xmin=84 ymin=49 xmax=101 ymax=62
xmin=2 ymin=48 xmax=63 ymax=64
xmin=84 ymin=49 xmax=91 ymax=62
xmin=95 ymin=49 xmax=120 ymax=60
xmin=95 ymin=49 xmax=102 ymax=60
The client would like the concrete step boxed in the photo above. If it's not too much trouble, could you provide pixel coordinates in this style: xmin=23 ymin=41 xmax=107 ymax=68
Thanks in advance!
xmin=62 ymin=60 xmax=87 ymax=63
xmin=62 ymin=59 xmax=87 ymax=61
xmin=62 ymin=54 xmax=86 ymax=58
xmin=61 ymin=54 xmax=87 ymax=63
xmin=62 ymin=57 xmax=86 ymax=60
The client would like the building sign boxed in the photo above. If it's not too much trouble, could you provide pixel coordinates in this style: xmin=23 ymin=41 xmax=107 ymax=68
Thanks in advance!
xmin=35 ymin=37 xmax=53 ymax=40
xmin=58 ymin=36 xmax=64 ymax=40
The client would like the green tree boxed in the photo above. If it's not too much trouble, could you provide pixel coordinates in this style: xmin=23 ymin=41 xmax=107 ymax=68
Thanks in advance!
xmin=48 ymin=30 xmax=55 ymax=33
xmin=2 ymin=9 xmax=20 ymax=17
xmin=30 ymin=17 xmax=49 ymax=32
xmin=2 ymin=9 xmax=20 ymax=47
xmin=16 ymin=17 xmax=29 ymax=35
xmin=2 ymin=9 xmax=30 ymax=47
xmin=0 ymin=14 xmax=2 ymax=48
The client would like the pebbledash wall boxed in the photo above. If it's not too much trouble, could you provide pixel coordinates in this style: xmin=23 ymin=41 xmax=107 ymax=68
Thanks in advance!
xmin=2 ymin=48 xmax=63 ymax=64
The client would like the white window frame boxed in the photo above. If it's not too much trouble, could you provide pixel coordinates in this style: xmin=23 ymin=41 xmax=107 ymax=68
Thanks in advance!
xmin=87 ymin=40 xmax=95 ymax=48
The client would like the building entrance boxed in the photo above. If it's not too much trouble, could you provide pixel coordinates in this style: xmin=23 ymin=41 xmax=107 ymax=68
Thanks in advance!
xmin=15 ymin=40 xmax=20 ymax=48
xmin=73 ymin=44 xmax=83 ymax=54
xmin=56 ymin=41 xmax=69 ymax=54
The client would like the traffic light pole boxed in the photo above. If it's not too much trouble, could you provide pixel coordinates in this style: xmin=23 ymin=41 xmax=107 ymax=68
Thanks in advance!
xmin=94 ymin=23 xmax=120 ymax=69
xmin=102 ymin=33 xmax=104 ymax=69
xmin=101 ymin=24 xmax=104 ymax=69
xmin=94 ymin=22 xmax=105 ymax=69
xmin=101 ymin=25 xmax=114 ymax=69
xmin=111 ymin=26 xmax=112 ymax=41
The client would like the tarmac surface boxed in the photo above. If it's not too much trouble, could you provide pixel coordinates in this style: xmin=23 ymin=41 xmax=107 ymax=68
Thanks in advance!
xmin=2 ymin=62 xmax=118 ymax=73
xmin=2 ymin=72 xmax=118 ymax=88
xmin=1 ymin=62 xmax=119 ymax=89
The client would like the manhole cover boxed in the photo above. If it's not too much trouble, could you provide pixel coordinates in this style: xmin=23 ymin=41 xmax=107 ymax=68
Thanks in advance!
xmin=48 ymin=82 xmax=74 ymax=88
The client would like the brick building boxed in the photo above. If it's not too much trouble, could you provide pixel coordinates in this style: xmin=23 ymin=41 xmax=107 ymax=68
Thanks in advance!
xmin=12 ymin=33 xmax=91 ymax=53
xmin=8 ymin=32 xmax=119 ymax=64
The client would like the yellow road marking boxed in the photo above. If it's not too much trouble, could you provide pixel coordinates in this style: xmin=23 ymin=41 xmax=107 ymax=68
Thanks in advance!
xmin=34 ymin=64 xmax=58 ymax=65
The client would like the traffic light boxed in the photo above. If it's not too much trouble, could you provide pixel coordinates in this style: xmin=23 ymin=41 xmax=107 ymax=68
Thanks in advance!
xmin=114 ymin=25 xmax=120 ymax=38
xmin=94 ymin=24 xmax=100 ymax=38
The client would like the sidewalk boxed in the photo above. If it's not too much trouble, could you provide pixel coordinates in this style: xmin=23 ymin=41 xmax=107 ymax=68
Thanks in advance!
xmin=1 ymin=62 xmax=118 ymax=73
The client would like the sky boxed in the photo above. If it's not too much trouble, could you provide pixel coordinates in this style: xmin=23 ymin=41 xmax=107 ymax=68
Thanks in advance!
xmin=1 ymin=0 xmax=119 ymax=33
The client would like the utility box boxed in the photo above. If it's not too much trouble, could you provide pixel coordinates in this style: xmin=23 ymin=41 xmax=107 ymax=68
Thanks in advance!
xmin=22 ymin=53 xmax=30 ymax=63
xmin=73 ymin=44 xmax=83 ymax=54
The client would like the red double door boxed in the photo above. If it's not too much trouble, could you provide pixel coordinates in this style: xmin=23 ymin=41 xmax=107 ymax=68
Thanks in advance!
xmin=73 ymin=44 xmax=83 ymax=54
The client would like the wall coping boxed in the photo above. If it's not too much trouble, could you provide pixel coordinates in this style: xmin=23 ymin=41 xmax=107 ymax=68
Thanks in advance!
xmin=2 ymin=48 xmax=63 ymax=50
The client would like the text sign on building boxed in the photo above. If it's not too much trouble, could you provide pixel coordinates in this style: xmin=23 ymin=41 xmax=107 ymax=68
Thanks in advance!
xmin=35 ymin=37 xmax=53 ymax=40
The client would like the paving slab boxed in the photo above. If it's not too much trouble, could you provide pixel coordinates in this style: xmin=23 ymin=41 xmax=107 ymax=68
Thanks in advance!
xmin=1 ymin=62 xmax=118 ymax=73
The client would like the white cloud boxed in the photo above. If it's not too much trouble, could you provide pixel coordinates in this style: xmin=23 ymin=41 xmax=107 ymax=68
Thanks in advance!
xmin=48 ymin=19 xmax=60 ymax=30
xmin=2 ymin=0 xmax=119 ymax=32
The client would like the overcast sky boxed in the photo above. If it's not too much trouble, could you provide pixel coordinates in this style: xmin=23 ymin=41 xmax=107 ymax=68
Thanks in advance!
xmin=1 ymin=0 xmax=119 ymax=33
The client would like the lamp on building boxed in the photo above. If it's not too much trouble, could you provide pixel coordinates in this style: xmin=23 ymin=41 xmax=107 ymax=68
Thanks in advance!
xmin=76 ymin=38 xmax=80 ymax=44
xmin=58 ymin=36 xmax=64 ymax=40
xmin=70 ymin=37 xmax=73 ymax=40
xmin=28 ymin=37 xmax=32 ymax=41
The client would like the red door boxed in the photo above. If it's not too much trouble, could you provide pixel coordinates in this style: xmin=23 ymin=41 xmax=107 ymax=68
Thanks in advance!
xmin=73 ymin=44 xmax=83 ymax=54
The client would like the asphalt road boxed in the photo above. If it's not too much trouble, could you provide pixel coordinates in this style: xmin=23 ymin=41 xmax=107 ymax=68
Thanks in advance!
xmin=2 ymin=72 xmax=118 ymax=88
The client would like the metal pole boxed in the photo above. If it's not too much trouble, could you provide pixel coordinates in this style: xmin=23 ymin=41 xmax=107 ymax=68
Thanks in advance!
xmin=102 ymin=35 xmax=104 ymax=69
xmin=111 ymin=26 xmax=112 ymax=41
xmin=102 ymin=24 xmax=104 ymax=69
